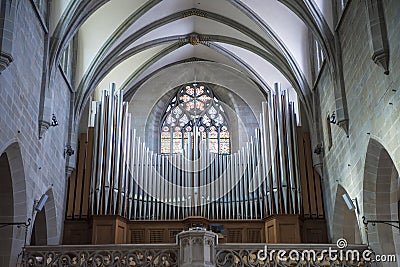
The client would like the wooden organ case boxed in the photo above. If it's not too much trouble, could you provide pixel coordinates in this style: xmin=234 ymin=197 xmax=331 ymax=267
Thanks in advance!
xmin=63 ymin=83 xmax=327 ymax=245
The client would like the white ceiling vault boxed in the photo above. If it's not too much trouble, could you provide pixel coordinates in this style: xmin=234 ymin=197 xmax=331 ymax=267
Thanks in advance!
xmin=49 ymin=0 xmax=336 ymax=126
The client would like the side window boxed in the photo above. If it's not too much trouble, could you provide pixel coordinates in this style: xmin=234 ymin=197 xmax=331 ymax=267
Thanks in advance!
xmin=309 ymin=31 xmax=325 ymax=85
xmin=59 ymin=37 xmax=77 ymax=85
xmin=60 ymin=42 xmax=72 ymax=81
xmin=334 ymin=0 xmax=350 ymax=28
xmin=32 ymin=0 xmax=49 ymax=29
xmin=34 ymin=0 xmax=47 ymax=18
xmin=336 ymin=0 xmax=349 ymax=17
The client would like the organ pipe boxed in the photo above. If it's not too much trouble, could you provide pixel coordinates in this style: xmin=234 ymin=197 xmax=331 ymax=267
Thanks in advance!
xmin=86 ymin=82 xmax=312 ymax=221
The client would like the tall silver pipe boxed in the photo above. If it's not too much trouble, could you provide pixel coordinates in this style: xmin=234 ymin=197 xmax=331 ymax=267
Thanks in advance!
xmin=222 ymin=154 xmax=228 ymax=219
xmin=237 ymin=151 xmax=243 ymax=219
xmin=157 ymin=154 xmax=162 ymax=220
xmin=291 ymin=105 xmax=302 ymax=214
xmin=275 ymin=83 xmax=288 ymax=214
xmin=237 ymin=148 xmax=244 ymax=219
xmin=111 ymin=89 xmax=123 ymax=214
xmin=149 ymin=153 xmax=155 ymax=219
xmin=253 ymin=132 xmax=261 ymax=219
xmin=205 ymin=149 xmax=210 ymax=219
xmin=268 ymin=90 xmax=279 ymax=214
xmin=172 ymin=153 xmax=177 ymax=219
xmin=163 ymin=155 xmax=171 ymax=220
xmin=247 ymin=142 xmax=253 ymax=219
xmin=261 ymin=102 xmax=272 ymax=215
xmin=183 ymin=141 xmax=188 ymax=218
xmin=95 ymin=90 xmax=107 ymax=215
xmin=230 ymin=152 xmax=234 ymax=219
xmin=138 ymin=142 xmax=145 ymax=219
xmin=177 ymin=154 xmax=182 ymax=220
xmin=218 ymin=154 xmax=223 ymax=220
xmin=199 ymin=138 xmax=204 ymax=217
xmin=160 ymin=155 xmax=166 ymax=220
xmin=166 ymin=153 xmax=172 ymax=219
xmin=252 ymin=138 xmax=257 ymax=218
xmin=128 ymin=129 xmax=136 ymax=219
xmin=193 ymin=128 xmax=198 ymax=216
xmin=233 ymin=153 xmax=239 ymax=219
xmin=227 ymin=154 xmax=232 ymax=219
xmin=90 ymin=102 xmax=100 ymax=215
xmin=168 ymin=152 xmax=173 ymax=219
xmin=257 ymin=129 xmax=265 ymax=218
xmin=143 ymin=147 xmax=149 ymax=219
xmin=182 ymin=149 xmax=186 ymax=219
xmin=104 ymin=83 xmax=116 ymax=214
xmin=213 ymin=153 xmax=218 ymax=220
xmin=284 ymin=93 xmax=296 ymax=214
xmin=149 ymin=151 xmax=155 ymax=219
xmin=133 ymin=136 xmax=141 ymax=220
xmin=120 ymin=109 xmax=130 ymax=216
xmin=188 ymin=132 xmax=193 ymax=215
xmin=227 ymin=154 xmax=233 ymax=219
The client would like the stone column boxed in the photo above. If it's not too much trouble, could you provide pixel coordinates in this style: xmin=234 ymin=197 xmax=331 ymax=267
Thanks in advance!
xmin=177 ymin=229 xmax=218 ymax=267
xmin=0 ymin=0 xmax=18 ymax=73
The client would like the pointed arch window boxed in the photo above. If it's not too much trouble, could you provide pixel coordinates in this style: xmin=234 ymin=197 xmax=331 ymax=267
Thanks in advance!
xmin=160 ymin=83 xmax=230 ymax=154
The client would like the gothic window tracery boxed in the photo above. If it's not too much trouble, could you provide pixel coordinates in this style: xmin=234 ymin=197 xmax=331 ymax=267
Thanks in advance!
xmin=161 ymin=83 xmax=230 ymax=154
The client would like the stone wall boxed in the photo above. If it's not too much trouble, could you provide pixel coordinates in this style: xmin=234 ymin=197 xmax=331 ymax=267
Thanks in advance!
xmin=317 ymin=0 xmax=400 ymax=247
xmin=0 ymin=2 xmax=72 ymax=265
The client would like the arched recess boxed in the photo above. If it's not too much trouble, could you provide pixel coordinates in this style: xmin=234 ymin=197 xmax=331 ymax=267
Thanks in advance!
xmin=363 ymin=139 xmax=399 ymax=257
xmin=144 ymin=83 xmax=258 ymax=153
xmin=43 ymin=188 xmax=58 ymax=245
xmin=30 ymin=188 xmax=58 ymax=246
xmin=128 ymin=61 xmax=265 ymax=145
xmin=0 ymin=142 xmax=27 ymax=267
xmin=30 ymin=209 xmax=47 ymax=245
xmin=332 ymin=184 xmax=361 ymax=244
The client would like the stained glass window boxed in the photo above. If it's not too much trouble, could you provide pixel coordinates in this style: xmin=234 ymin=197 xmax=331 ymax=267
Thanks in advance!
xmin=161 ymin=83 xmax=230 ymax=154
xmin=161 ymin=130 xmax=171 ymax=154
xmin=209 ymin=127 xmax=218 ymax=153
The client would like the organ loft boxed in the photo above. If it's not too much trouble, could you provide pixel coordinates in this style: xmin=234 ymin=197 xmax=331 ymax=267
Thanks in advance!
xmin=64 ymin=81 xmax=327 ymax=245
xmin=1 ymin=0 xmax=399 ymax=266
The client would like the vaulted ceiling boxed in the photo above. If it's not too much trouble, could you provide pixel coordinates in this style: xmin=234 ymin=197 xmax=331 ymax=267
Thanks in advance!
xmin=49 ymin=0 xmax=335 ymax=124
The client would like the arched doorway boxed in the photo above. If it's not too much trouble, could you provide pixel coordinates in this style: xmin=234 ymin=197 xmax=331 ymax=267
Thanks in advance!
xmin=30 ymin=188 xmax=58 ymax=245
xmin=332 ymin=184 xmax=362 ymax=243
xmin=0 ymin=142 xmax=27 ymax=267
xmin=30 ymin=208 xmax=47 ymax=246
xmin=0 ymin=152 xmax=14 ymax=265
xmin=363 ymin=139 xmax=399 ymax=261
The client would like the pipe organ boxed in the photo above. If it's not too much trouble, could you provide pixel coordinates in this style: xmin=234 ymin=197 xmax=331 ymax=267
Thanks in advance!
xmin=65 ymin=83 xmax=327 ymax=244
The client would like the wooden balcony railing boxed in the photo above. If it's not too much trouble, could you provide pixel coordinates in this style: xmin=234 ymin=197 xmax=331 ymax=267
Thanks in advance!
xmin=22 ymin=242 xmax=371 ymax=266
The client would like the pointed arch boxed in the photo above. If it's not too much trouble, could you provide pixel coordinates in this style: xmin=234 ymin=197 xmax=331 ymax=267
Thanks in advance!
xmin=363 ymin=138 xmax=399 ymax=256
xmin=0 ymin=141 xmax=27 ymax=267
xmin=332 ymin=184 xmax=361 ymax=243
xmin=160 ymin=83 xmax=230 ymax=155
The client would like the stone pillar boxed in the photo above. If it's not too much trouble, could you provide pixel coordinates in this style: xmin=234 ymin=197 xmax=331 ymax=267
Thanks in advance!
xmin=177 ymin=229 xmax=218 ymax=267
xmin=0 ymin=0 xmax=18 ymax=73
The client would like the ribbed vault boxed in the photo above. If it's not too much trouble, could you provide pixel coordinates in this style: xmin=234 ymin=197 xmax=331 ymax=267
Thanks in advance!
xmin=46 ymin=0 xmax=347 ymax=153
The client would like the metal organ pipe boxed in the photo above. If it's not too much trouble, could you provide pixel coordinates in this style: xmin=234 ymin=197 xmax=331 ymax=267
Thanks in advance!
xmin=284 ymin=92 xmax=296 ymax=214
xmin=275 ymin=83 xmax=288 ymax=214
xmin=90 ymin=102 xmax=100 ymax=215
xmin=291 ymin=104 xmax=302 ymax=214
xmin=104 ymin=83 xmax=116 ymax=214
xmin=88 ymin=83 xmax=303 ymax=222
xmin=261 ymin=102 xmax=272 ymax=216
